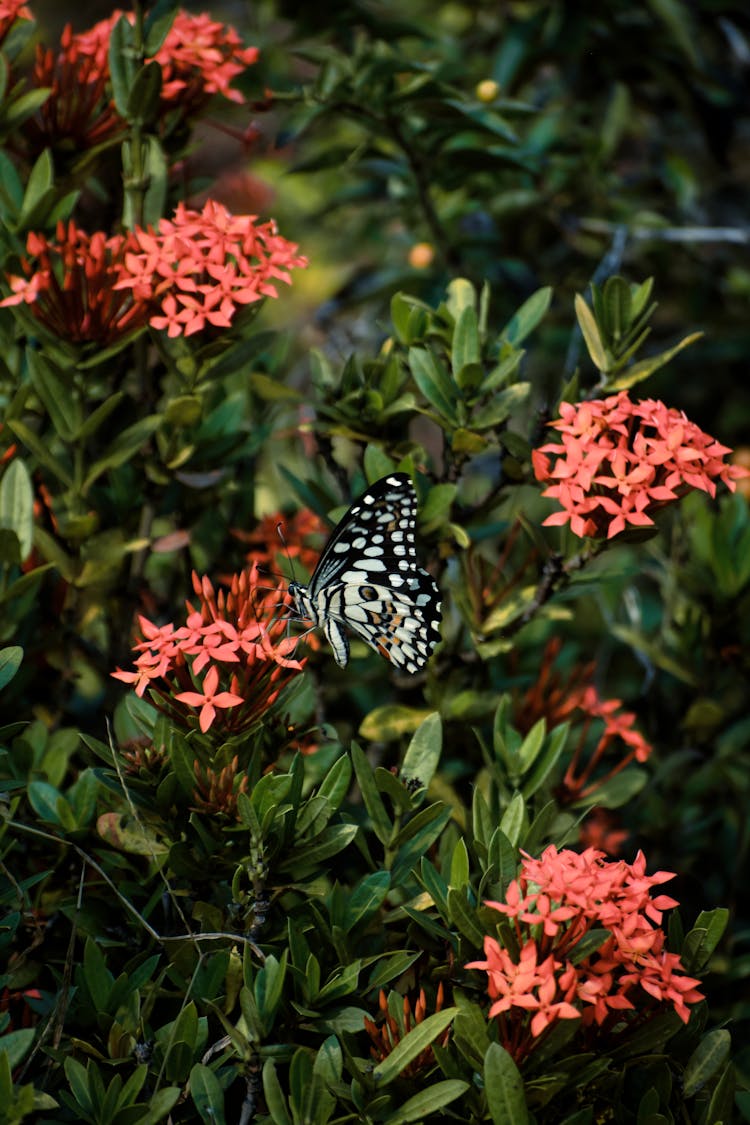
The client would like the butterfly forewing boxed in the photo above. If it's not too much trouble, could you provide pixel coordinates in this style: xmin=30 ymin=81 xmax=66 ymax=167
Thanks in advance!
xmin=290 ymin=473 xmax=441 ymax=673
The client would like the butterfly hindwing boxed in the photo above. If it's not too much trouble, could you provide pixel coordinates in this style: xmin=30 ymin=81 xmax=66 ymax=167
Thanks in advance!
xmin=289 ymin=473 xmax=441 ymax=673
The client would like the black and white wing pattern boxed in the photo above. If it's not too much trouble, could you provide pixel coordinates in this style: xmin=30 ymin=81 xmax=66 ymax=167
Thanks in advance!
xmin=288 ymin=473 xmax=442 ymax=673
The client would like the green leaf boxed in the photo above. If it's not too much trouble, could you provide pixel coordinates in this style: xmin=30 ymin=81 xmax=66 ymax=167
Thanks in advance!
xmin=703 ymin=1061 xmax=735 ymax=1125
xmin=83 ymin=936 xmax=113 ymax=1011
xmin=372 ymin=1009 xmax=457 ymax=1085
xmin=144 ymin=0 xmax=178 ymax=54
xmin=571 ymin=767 xmax=647 ymax=809
xmin=351 ymin=741 xmax=393 ymax=845
xmin=574 ymin=293 xmax=609 ymax=372
xmin=605 ymin=331 xmax=702 ymax=391
xmin=18 ymin=148 xmax=54 ymax=228
xmin=359 ymin=702 xmax=431 ymax=738
xmin=63 ymin=1057 xmax=93 ymax=1115
xmin=3 ymin=87 xmax=53 ymax=132
xmin=139 ymin=135 xmax=168 ymax=228
xmin=83 ymin=414 xmax=161 ymax=491
xmin=452 ymin=305 xmax=481 ymax=389
xmin=28 ymin=352 xmax=81 ymax=441
xmin=517 ymin=718 xmax=546 ymax=772
xmin=682 ymin=908 xmax=729 ymax=969
xmin=501 ymin=287 xmax=552 ymax=346
xmin=471 ymin=383 xmax=530 ymax=429
xmin=280 ymin=824 xmax=359 ymax=871
xmin=126 ymin=60 xmax=162 ymax=124
xmin=0 ymin=1027 xmax=35 ymax=1068
xmin=449 ymin=837 xmax=470 ymax=890
xmin=76 ymin=392 xmax=125 ymax=442
xmin=385 ymin=1080 xmax=470 ymax=1124
xmin=391 ymin=806 xmax=452 ymax=883
xmin=137 ymin=1087 xmax=181 ymax=1125
xmin=190 ymin=1063 xmax=227 ymax=1125
xmin=109 ymin=14 xmax=134 ymax=117
xmin=367 ymin=952 xmax=422 ymax=992
xmin=682 ymin=1029 xmax=731 ymax=1098
xmin=0 ymin=645 xmax=22 ymax=690
xmin=0 ymin=459 xmax=33 ymax=560
xmin=499 ymin=792 xmax=525 ymax=846
xmin=401 ymin=712 xmax=442 ymax=789
xmin=445 ymin=278 xmax=477 ymax=317
xmin=521 ymin=724 xmax=569 ymax=798
xmin=27 ymin=780 xmax=74 ymax=828
xmin=262 ymin=1059 xmax=291 ymax=1125
xmin=344 ymin=871 xmax=390 ymax=930
xmin=255 ymin=953 xmax=288 ymax=1030
xmin=447 ymin=888 xmax=485 ymax=946
xmin=484 ymin=1042 xmax=529 ymax=1125
xmin=316 ymin=754 xmax=352 ymax=811
xmin=601 ymin=275 xmax=632 ymax=343
xmin=6 ymin=419 xmax=73 ymax=487
xmin=408 ymin=347 xmax=458 ymax=423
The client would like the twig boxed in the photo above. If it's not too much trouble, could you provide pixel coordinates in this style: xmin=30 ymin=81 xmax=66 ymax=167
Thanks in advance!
xmin=5 ymin=819 xmax=264 ymax=957
xmin=579 ymin=218 xmax=750 ymax=245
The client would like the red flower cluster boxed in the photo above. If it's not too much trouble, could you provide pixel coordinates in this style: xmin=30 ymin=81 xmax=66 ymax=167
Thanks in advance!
xmin=112 ymin=565 xmax=303 ymax=735
xmin=237 ymin=507 xmax=328 ymax=576
xmin=364 ymin=986 xmax=449 ymax=1077
xmin=0 ymin=222 xmax=151 ymax=345
xmin=0 ymin=203 xmax=306 ymax=343
xmin=0 ymin=0 xmax=31 ymax=45
xmin=22 ymin=10 xmax=257 ymax=154
xmin=28 ymin=22 xmax=125 ymax=151
xmin=532 ymin=392 xmax=746 ymax=539
xmin=467 ymin=846 xmax=703 ymax=1063
xmin=515 ymin=637 xmax=652 ymax=807
xmin=76 ymin=9 xmax=258 ymax=113
xmin=116 ymin=200 xmax=307 ymax=338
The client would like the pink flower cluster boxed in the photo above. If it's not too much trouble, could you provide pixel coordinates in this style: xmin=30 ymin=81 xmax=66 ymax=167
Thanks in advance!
xmin=72 ymin=9 xmax=258 ymax=111
xmin=112 ymin=565 xmax=304 ymax=735
xmin=0 ymin=0 xmax=31 ymax=45
xmin=0 ymin=222 xmax=150 ymax=345
xmin=532 ymin=392 xmax=746 ymax=539
xmin=116 ymin=200 xmax=307 ymax=337
xmin=0 ymin=203 xmax=306 ymax=343
xmin=467 ymin=846 xmax=704 ymax=1062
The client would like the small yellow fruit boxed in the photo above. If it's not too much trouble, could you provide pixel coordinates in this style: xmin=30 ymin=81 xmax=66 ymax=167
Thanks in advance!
xmin=408 ymin=242 xmax=435 ymax=269
xmin=476 ymin=79 xmax=500 ymax=103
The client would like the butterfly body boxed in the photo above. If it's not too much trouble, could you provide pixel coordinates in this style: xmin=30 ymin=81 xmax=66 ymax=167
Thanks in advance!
xmin=288 ymin=473 xmax=441 ymax=673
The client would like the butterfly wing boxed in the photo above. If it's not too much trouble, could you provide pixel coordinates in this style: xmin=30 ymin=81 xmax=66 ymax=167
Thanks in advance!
xmin=305 ymin=473 xmax=442 ymax=673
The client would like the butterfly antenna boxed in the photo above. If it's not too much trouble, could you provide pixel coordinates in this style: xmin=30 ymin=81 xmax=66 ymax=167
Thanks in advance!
xmin=276 ymin=522 xmax=298 ymax=585
xmin=275 ymin=521 xmax=301 ymax=640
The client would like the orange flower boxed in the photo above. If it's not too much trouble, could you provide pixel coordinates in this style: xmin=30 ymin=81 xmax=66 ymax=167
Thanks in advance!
xmin=116 ymin=200 xmax=307 ymax=338
xmin=515 ymin=637 xmax=652 ymax=807
xmin=75 ymin=9 xmax=258 ymax=116
xmin=0 ymin=0 xmax=31 ymax=45
xmin=468 ymin=846 xmax=702 ymax=1063
xmin=0 ymin=222 xmax=150 ymax=345
xmin=1 ymin=204 xmax=306 ymax=344
xmin=533 ymin=392 xmax=747 ymax=539
xmin=112 ymin=564 xmax=305 ymax=737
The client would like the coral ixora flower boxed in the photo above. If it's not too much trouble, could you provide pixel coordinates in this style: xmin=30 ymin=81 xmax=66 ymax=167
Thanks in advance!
xmin=533 ymin=392 xmax=746 ymax=539
xmin=116 ymin=200 xmax=307 ymax=338
xmin=0 ymin=222 xmax=151 ymax=345
xmin=0 ymin=202 xmax=306 ymax=343
xmin=0 ymin=1 xmax=32 ymax=45
xmin=112 ymin=564 xmax=304 ymax=735
xmin=467 ymin=845 xmax=703 ymax=1064
xmin=74 ymin=9 xmax=259 ymax=115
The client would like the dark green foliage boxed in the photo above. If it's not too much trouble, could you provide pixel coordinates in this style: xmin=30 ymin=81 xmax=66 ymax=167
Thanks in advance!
xmin=0 ymin=2 xmax=748 ymax=1122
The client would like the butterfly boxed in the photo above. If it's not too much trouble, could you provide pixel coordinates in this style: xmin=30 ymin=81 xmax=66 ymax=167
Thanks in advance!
xmin=288 ymin=473 xmax=442 ymax=673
